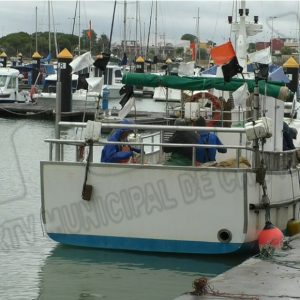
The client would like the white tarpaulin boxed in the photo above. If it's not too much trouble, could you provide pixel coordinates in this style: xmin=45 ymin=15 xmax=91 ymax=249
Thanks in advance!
xmin=118 ymin=97 xmax=135 ymax=119
xmin=86 ymin=77 xmax=104 ymax=93
xmin=178 ymin=61 xmax=195 ymax=76
xmin=248 ymin=47 xmax=272 ymax=65
xmin=70 ymin=52 xmax=94 ymax=73
xmin=232 ymin=83 xmax=249 ymax=107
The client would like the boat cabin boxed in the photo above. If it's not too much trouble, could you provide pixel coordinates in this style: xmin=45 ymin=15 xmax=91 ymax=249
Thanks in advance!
xmin=0 ymin=67 xmax=26 ymax=102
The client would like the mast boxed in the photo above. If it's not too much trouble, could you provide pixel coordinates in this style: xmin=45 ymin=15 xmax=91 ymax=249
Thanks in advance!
xmin=51 ymin=0 xmax=58 ymax=56
xmin=135 ymin=0 xmax=138 ymax=57
xmin=154 ymin=0 xmax=158 ymax=71
xmin=194 ymin=8 xmax=200 ymax=64
xmin=35 ymin=6 xmax=38 ymax=52
xmin=48 ymin=0 xmax=51 ymax=55
xmin=230 ymin=0 xmax=263 ymax=71
xmin=78 ymin=0 xmax=81 ymax=55
xmin=123 ymin=0 xmax=127 ymax=54
xmin=154 ymin=0 xmax=158 ymax=55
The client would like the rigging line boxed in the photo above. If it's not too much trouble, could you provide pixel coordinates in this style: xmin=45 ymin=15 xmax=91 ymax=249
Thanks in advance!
xmin=289 ymin=168 xmax=295 ymax=219
xmin=146 ymin=0 xmax=154 ymax=59
xmin=40 ymin=207 xmax=45 ymax=236
xmin=108 ymin=0 xmax=117 ymax=53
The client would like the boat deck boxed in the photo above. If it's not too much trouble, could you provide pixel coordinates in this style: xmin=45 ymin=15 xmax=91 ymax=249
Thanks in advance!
xmin=174 ymin=236 xmax=300 ymax=299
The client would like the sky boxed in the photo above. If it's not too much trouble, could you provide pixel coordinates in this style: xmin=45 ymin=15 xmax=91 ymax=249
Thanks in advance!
xmin=1 ymin=0 xmax=300 ymax=47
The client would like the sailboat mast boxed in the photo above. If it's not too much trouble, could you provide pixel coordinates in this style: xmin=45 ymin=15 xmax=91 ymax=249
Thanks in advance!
xmin=123 ymin=0 xmax=127 ymax=54
xmin=154 ymin=0 xmax=158 ymax=71
xmin=195 ymin=8 xmax=200 ymax=63
xmin=48 ymin=0 xmax=51 ymax=54
xmin=135 ymin=0 xmax=138 ymax=57
xmin=35 ymin=6 xmax=38 ymax=52
xmin=154 ymin=0 xmax=158 ymax=56
xmin=78 ymin=0 xmax=81 ymax=55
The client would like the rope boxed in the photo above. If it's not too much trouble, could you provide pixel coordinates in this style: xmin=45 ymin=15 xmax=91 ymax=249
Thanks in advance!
xmin=39 ymin=207 xmax=45 ymax=237
xmin=190 ymin=277 xmax=259 ymax=299
xmin=0 ymin=106 xmax=52 ymax=117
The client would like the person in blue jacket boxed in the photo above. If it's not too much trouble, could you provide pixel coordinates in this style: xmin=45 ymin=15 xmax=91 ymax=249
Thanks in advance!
xmin=194 ymin=116 xmax=227 ymax=164
xmin=101 ymin=119 xmax=141 ymax=163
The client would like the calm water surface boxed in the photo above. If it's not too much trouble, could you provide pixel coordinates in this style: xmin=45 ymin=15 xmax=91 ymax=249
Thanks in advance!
xmin=0 ymin=118 xmax=247 ymax=300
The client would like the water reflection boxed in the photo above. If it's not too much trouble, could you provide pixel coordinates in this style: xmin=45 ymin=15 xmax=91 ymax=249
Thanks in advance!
xmin=37 ymin=245 xmax=248 ymax=300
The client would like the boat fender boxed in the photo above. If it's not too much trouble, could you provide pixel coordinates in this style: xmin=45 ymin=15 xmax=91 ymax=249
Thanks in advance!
xmin=258 ymin=221 xmax=283 ymax=254
xmin=287 ymin=218 xmax=300 ymax=236
xmin=29 ymin=85 xmax=38 ymax=102
xmin=191 ymin=92 xmax=221 ymax=126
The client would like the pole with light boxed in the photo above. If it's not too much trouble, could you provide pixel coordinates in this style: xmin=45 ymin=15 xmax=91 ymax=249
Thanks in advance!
xmin=269 ymin=16 xmax=277 ymax=54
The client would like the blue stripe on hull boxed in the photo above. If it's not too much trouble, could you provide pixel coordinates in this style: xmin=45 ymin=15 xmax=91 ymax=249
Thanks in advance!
xmin=48 ymin=233 xmax=256 ymax=254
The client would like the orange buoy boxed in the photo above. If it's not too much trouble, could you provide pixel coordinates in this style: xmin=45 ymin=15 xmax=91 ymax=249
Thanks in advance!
xmin=258 ymin=221 xmax=283 ymax=250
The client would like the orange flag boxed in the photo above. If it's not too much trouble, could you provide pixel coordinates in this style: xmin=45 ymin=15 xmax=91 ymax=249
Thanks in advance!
xmin=190 ymin=42 xmax=196 ymax=60
xmin=210 ymin=41 xmax=236 ymax=65
xmin=87 ymin=20 xmax=92 ymax=40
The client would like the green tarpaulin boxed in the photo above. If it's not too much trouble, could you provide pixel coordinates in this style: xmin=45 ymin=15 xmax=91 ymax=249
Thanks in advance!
xmin=122 ymin=73 xmax=294 ymax=101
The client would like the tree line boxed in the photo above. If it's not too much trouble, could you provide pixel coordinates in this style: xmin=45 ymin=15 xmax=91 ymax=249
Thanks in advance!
xmin=0 ymin=30 xmax=110 ymax=59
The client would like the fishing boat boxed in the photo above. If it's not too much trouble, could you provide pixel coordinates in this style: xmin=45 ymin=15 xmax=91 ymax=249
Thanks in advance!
xmin=34 ymin=64 xmax=123 ymax=102
xmin=0 ymin=67 xmax=27 ymax=103
xmin=40 ymin=1 xmax=300 ymax=254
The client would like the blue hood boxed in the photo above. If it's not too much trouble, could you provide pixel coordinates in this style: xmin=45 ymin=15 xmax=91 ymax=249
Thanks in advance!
xmin=108 ymin=119 xmax=134 ymax=142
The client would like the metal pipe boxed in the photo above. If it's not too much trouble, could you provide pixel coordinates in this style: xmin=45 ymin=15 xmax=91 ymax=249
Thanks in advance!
xmin=59 ymin=121 xmax=246 ymax=133
xmin=44 ymin=138 xmax=254 ymax=151
xmin=60 ymin=144 xmax=64 ymax=162
xmin=55 ymin=67 xmax=62 ymax=161
xmin=49 ymin=142 xmax=53 ymax=161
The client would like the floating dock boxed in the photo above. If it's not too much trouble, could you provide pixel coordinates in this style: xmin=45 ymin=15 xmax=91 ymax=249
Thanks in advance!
xmin=174 ymin=237 xmax=300 ymax=300
xmin=0 ymin=99 xmax=168 ymax=124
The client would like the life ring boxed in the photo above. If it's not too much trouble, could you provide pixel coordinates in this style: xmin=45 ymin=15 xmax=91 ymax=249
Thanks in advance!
xmin=191 ymin=92 xmax=221 ymax=127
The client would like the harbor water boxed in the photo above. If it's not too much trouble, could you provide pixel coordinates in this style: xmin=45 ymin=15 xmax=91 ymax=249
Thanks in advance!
xmin=0 ymin=118 xmax=248 ymax=300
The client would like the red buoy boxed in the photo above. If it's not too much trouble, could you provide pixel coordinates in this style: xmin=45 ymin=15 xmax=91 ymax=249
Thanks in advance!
xmin=258 ymin=221 xmax=283 ymax=250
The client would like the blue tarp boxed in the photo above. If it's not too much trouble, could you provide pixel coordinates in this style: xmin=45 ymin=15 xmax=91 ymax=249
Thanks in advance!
xmin=201 ymin=65 xmax=217 ymax=75
xmin=268 ymin=66 xmax=290 ymax=83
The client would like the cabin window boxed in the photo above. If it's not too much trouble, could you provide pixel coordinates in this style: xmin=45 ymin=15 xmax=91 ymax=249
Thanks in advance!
xmin=7 ymin=77 xmax=17 ymax=89
xmin=0 ymin=75 xmax=7 ymax=87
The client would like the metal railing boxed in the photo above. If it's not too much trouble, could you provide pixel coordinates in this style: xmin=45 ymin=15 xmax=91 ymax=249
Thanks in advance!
xmin=46 ymin=121 xmax=299 ymax=171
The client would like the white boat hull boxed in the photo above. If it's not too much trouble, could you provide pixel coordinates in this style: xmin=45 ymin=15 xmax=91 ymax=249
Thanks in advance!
xmin=41 ymin=162 xmax=299 ymax=254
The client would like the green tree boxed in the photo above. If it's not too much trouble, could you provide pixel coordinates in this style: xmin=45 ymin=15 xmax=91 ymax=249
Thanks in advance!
xmin=95 ymin=34 xmax=110 ymax=53
xmin=199 ymin=48 xmax=209 ymax=60
xmin=175 ymin=47 xmax=184 ymax=57
xmin=281 ymin=46 xmax=293 ymax=55
xmin=207 ymin=40 xmax=216 ymax=47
